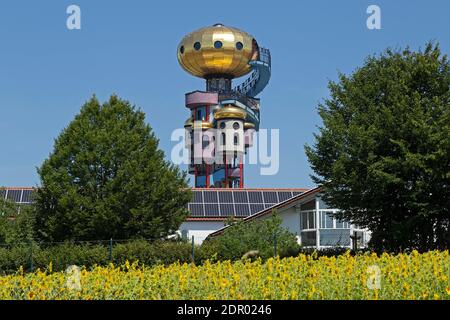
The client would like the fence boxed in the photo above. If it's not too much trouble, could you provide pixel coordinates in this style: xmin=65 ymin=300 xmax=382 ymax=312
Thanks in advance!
xmin=0 ymin=233 xmax=285 ymax=274
xmin=0 ymin=237 xmax=194 ymax=274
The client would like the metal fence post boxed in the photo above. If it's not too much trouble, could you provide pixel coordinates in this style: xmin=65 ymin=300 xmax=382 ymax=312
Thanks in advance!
xmin=191 ymin=235 xmax=195 ymax=264
xmin=109 ymin=238 xmax=113 ymax=263
xmin=273 ymin=233 xmax=278 ymax=257
xmin=29 ymin=240 xmax=34 ymax=272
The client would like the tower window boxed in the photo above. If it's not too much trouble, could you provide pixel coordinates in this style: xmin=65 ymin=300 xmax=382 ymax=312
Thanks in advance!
xmin=236 ymin=42 xmax=243 ymax=50
xmin=197 ymin=109 xmax=202 ymax=120
xmin=220 ymin=122 xmax=226 ymax=129
xmin=233 ymin=122 xmax=240 ymax=130
xmin=194 ymin=42 xmax=201 ymax=50
xmin=214 ymin=41 xmax=223 ymax=49
xmin=180 ymin=45 xmax=185 ymax=54
xmin=221 ymin=132 xmax=226 ymax=145
xmin=202 ymin=134 xmax=210 ymax=149
xmin=234 ymin=134 xmax=239 ymax=145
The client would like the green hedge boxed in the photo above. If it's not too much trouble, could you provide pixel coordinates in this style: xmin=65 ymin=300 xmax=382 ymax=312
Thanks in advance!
xmin=0 ymin=240 xmax=203 ymax=274
xmin=0 ymin=239 xmax=361 ymax=275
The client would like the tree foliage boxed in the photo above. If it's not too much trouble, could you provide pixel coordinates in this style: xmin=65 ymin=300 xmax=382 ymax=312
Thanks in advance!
xmin=0 ymin=196 xmax=35 ymax=244
xmin=305 ymin=43 xmax=450 ymax=251
xmin=35 ymin=95 xmax=192 ymax=241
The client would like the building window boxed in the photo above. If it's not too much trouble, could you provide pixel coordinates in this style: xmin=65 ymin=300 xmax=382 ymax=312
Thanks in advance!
xmin=194 ymin=42 xmax=201 ymax=50
xmin=197 ymin=109 xmax=202 ymax=120
xmin=320 ymin=211 xmax=334 ymax=229
xmin=221 ymin=132 xmax=226 ymax=145
xmin=202 ymin=134 xmax=210 ymax=149
xmin=300 ymin=200 xmax=315 ymax=211
xmin=234 ymin=134 xmax=239 ymax=145
xmin=180 ymin=45 xmax=185 ymax=54
xmin=320 ymin=229 xmax=351 ymax=247
xmin=220 ymin=122 xmax=226 ymax=129
xmin=336 ymin=220 xmax=350 ymax=229
xmin=308 ymin=211 xmax=315 ymax=229
xmin=214 ymin=41 xmax=223 ymax=49
xmin=233 ymin=122 xmax=240 ymax=130
xmin=236 ymin=42 xmax=243 ymax=50
xmin=300 ymin=230 xmax=316 ymax=246
xmin=300 ymin=211 xmax=316 ymax=230
xmin=301 ymin=212 xmax=308 ymax=230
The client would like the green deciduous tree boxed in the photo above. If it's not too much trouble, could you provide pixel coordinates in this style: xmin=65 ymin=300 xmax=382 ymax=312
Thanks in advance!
xmin=305 ymin=43 xmax=450 ymax=252
xmin=0 ymin=196 xmax=35 ymax=244
xmin=35 ymin=95 xmax=192 ymax=241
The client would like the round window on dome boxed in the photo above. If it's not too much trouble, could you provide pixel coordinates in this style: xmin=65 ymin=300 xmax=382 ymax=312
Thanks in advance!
xmin=214 ymin=41 xmax=223 ymax=49
xmin=236 ymin=42 xmax=243 ymax=50
xmin=180 ymin=46 xmax=185 ymax=54
xmin=194 ymin=42 xmax=201 ymax=50
xmin=220 ymin=122 xmax=226 ymax=129
xmin=233 ymin=122 xmax=240 ymax=130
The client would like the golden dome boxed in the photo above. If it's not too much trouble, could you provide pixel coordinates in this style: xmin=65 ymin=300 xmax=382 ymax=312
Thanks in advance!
xmin=244 ymin=122 xmax=256 ymax=130
xmin=214 ymin=105 xmax=247 ymax=120
xmin=192 ymin=120 xmax=214 ymax=130
xmin=177 ymin=24 xmax=259 ymax=79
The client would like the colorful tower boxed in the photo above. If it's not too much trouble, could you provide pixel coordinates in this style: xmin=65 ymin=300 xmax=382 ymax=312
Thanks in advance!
xmin=178 ymin=24 xmax=271 ymax=188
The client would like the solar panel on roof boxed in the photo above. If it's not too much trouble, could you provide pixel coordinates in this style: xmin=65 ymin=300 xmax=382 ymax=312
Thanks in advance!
xmin=203 ymin=191 xmax=218 ymax=203
xmin=277 ymin=191 xmax=293 ymax=201
xmin=219 ymin=203 xmax=234 ymax=216
xmin=21 ymin=190 xmax=33 ymax=203
xmin=187 ymin=188 xmax=307 ymax=218
xmin=233 ymin=191 xmax=248 ymax=203
xmin=193 ymin=190 xmax=203 ymax=203
xmin=204 ymin=204 xmax=220 ymax=216
xmin=248 ymin=191 xmax=263 ymax=203
xmin=263 ymin=191 xmax=278 ymax=203
xmin=218 ymin=191 xmax=233 ymax=203
xmin=188 ymin=203 xmax=204 ymax=216
xmin=250 ymin=204 xmax=264 ymax=214
xmin=235 ymin=203 xmax=250 ymax=216
xmin=6 ymin=190 xmax=22 ymax=202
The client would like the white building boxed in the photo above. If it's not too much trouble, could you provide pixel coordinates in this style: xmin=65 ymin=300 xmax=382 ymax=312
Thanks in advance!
xmin=181 ymin=187 xmax=371 ymax=249
xmin=179 ymin=188 xmax=308 ymax=244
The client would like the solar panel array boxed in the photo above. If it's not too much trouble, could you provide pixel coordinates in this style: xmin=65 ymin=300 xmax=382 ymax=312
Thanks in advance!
xmin=0 ymin=188 xmax=34 ymax=204
xmin=2 ymin=188 xmax=305 ymax=218
xmin=188 ymin=190 xmax=304 ymax=218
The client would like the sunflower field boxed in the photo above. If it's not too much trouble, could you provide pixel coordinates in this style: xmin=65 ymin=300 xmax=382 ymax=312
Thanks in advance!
xmin=0 ymin=250 xmax=448 ymax=300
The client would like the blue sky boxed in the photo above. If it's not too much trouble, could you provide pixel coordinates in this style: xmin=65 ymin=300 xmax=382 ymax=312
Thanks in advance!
xmin=0 ymin=0 xmax=448 ymax=188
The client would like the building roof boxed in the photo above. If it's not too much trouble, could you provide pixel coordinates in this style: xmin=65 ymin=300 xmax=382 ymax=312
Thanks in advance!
xmin=1 ymin=186 xmax=313 ymax=220
xmin=187 ymin=188 xmax=310 ymax=220
xmin=0 ymin=187 xmax=35 ymax=204
xmin=206 ymin=186 xmax=322 ymax=238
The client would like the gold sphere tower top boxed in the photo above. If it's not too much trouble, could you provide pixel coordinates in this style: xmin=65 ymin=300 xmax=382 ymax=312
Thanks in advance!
xmin=177 ymin=23 xmax=260 ymax=79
